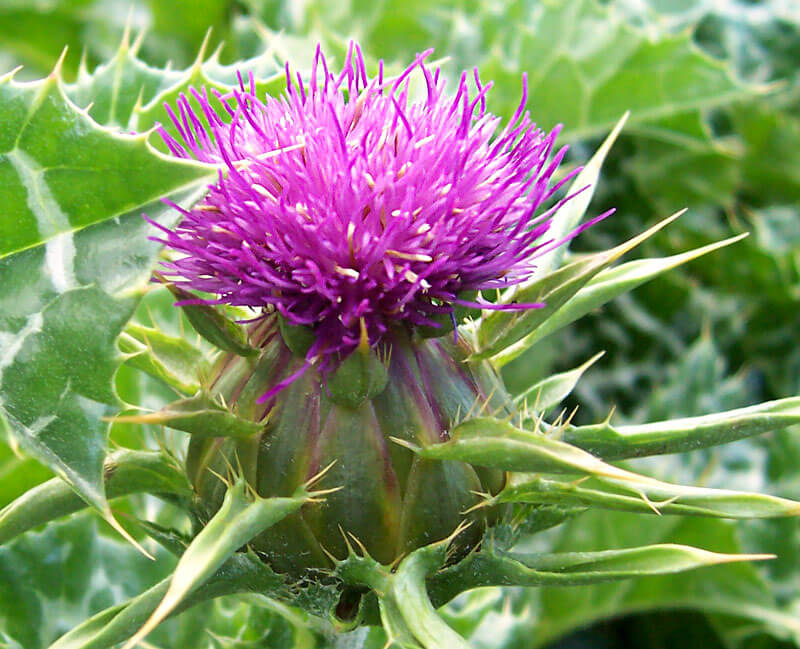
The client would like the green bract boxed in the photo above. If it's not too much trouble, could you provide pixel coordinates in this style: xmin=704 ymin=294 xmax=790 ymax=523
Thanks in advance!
xmin=0 ymin=20 xmax=798 ymax=649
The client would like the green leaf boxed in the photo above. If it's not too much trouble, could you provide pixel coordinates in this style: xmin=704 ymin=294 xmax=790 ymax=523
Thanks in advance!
xmin=530 ymin=112 xmax=628 ymax=278
xmin=48 ymin=549 xmax=288 ymax=649
xmin=0 ymin=511 xmax=219 ymax=649
xmin=132 ymin=44 xmax=284 ymax=135
xmin=471 ymin=0 xmax=753 ymax=140
xmin=66 ymin=30 xmax=183 ymax=129
xmin=475 ymin=211 xmax=683 ymax=359
xmin=397 ymin=415 xmax=637 ymax=480
xmin=112 ymin=390 xmax=265 ymax=439
xmin=0 ymin=284 xmax=137 ymax=543
xmin=0 ymin=438 xmax=51 ymax=509
xmin=561 ymin=396 xmax=800 ymax=460
xmin=0 ymin=1 xmax=97 ymax=79
xmin=494 ymin=234 xmax=748 ymax=367
xmin=445 ymin=513 xmax=800 ymax=649
xmin=495 ymin=472 xmax=800 ymax=520
xmin=735 ymin=103 xmax=800 ymax=206
xmin=118 ymin=322 xmax=206 ymax=395
xmin=405 ymin=416 xmax=800 ymax=519
xmin=0 ymin=449 xmax=191 ymax=546
xmin=513 ymin=351 xmax=604 ymax=412
xmin=164 ymin=282 xmax=258 ymax=357
xmin=429 ymin=543 xmax=772 ymax=607
xmin=122 ymin=478 xmax=322 ymax=649
xmin=268 ymin=0 xmax=753 ymax=141
xmin=0 ymin=67 xmax=210 ymax=259
xmin=390 ymin=541 xmax=472 ymax=649
xmin=0 ymin=185 xmax=202 ymax=552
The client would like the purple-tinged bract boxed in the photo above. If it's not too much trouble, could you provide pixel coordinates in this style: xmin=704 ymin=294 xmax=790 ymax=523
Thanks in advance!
xmin=152 ymin=43 xmax=597 ymax=374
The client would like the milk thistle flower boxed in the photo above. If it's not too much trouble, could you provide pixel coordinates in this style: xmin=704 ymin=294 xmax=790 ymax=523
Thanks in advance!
xmin=145 ymin=42 xmax=616 ymax=575
xmin=150 ymin=43 xmax=607 ymax=387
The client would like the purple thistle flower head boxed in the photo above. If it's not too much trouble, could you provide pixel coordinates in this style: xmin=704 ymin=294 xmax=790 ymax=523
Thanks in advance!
xmin=151 ymin=43 xmax=602 ymax=377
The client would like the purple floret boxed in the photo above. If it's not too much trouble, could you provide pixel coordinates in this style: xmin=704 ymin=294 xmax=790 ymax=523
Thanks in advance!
xmin=151 ymin=43 xmax=606 ymax=375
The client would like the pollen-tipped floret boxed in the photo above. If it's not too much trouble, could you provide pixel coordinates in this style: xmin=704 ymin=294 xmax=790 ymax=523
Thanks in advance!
xmin=151 ymin=43 xmax=601 ymax=373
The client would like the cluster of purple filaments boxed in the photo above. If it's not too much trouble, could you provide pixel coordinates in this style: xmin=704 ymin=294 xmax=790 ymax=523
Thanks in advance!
xmin=151 ymin=43 xmax=608 ymax=375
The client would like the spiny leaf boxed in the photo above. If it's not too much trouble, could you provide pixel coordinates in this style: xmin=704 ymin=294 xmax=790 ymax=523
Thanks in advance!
xmin=404 ymin=416 xmax=800 ymax=519
xmin=0 ymin=185 xmax=202 ymax=554
xmin=122 ymin=477 xmax=326 ymax=649
xmin=65 ymin=28 xmax=284 ymax=133
xmin=390 ymin=539 xmax=472 ymax=649
xmin=335 ymin=551 xmax=422 ymax=648
xmin=0 ymin=66 xmax=211 ymax=259
xmin=111 ymin=390 xmax=265 ymax=439
xmin=163 ymin=281 xmax=258 ymax=357
xmin=0 ymin=449 xmax=191 ymax=546
xmin=475 ymin=210 xmax=684 ymax=359
xmin=429 ymin=544 xmax=773 ymax=606
xmin=118 ymin=321 xmax=206 ymax=395
xmin=0 ymin=285 xmax=148 ymax=555
xmin=560 ymin=396 xmax=800 ymax=460
xmin=494 ymin=233 xmax=749 ymax=367
xmin=530 ymin=111 xmax=628 ymax=277
xmin=132 ymin=40 xmax=284 ymax=135
xmin=495 ymin=472 xmax=800 ymax=520
xmin=513 ymin=351 xmax=604 ymax=412
xmin=66 ymin=28 xmax=183 ymax=129
xmin=398 ymin=416 xmax=646 ymax=481
xmin=48 ymin=550 xmax=287 ymax=649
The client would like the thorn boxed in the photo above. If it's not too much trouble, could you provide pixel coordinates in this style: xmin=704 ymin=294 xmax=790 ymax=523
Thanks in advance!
xmin=131 ymin=28 xmax=147 ymax=56
xmin=637 ymin=490 xmax=663 ymax=515
xmin=104 ymin=508 xmax=155 ymax=560
xmin=77 ymin=49 xmax=89 ymax=79
xmin=50 ymin=47 xmax=68 ymax=80
xmin=338 ymin=525 xmax=355 ymax=554
xmin=120 ymin=9 xmax=133 ymax=51
xmin=304 ymin=460 xmax=337 ymax=489
xmin=602 ymin=405 xmax=617 ymax=426
xmin=218 ymin=451 xmax=239 ymax=483
xmin=205 ymin=466 xmax=230 ymax=487
xmin=388 ymin=436 xmax=421 ymax=453
xmin=319 ymin=542 xmax=339 ymax=565
xmin=453 ymin=403 xmax=462 ymax=427
xmin=348 ymin=531 xmax=370 ymax=557
xmin=192 ymin=29 xmax=213 ymax=70
xmin=563 ymin=404 xmax=580 ymax=428
xmin=566 ymin=475 xmax=591 ymax=488
xmin=306 ymin=485 xmax=343 ymax=501
xmin=146 ymin=304 xmax=158 ymax=328
xmin=463 ymin=494 xmax=492 ymax=514
xmin=210 ymin=40 xmax=226 ymax=63
xmin=477 ymin=386 xmax=498 ymax=417
xmin=1 ymin=66 xmax=24 ymax=83
xmin=445 ymin=519 xmax=473 ymax=547
xmin=533 ymin=409 xmax=546 ymax=434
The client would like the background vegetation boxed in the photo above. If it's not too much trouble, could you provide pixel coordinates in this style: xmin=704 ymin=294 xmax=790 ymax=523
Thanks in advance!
xmin=0 ymin=1 xmax=798 ymax=648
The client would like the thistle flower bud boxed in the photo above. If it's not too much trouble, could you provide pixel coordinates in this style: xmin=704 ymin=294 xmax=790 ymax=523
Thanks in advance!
xmin=186 ymin=315 xmax=507 ymax=575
